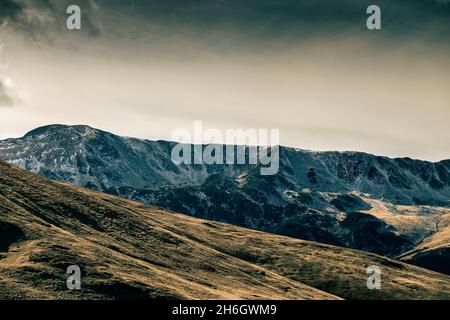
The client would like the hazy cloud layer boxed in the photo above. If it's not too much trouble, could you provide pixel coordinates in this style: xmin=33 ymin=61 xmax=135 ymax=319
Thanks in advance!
xmin=0 ymin=77 xmax=20 ymax=107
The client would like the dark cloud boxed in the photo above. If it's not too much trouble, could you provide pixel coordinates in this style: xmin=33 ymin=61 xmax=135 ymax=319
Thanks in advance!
xmin=0 ymin=0 xmax=22 ymax=23
xmin=0 ymin=0 xmax=103 ymax=43
xmin=91 ymin=0 xmax=450 ymax=42
xmin=0 ymin=0 xmax=448 ymax=46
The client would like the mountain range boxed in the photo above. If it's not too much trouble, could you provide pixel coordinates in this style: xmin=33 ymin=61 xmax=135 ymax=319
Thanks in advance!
xmin=1 ymin=160 xmax=449 ymax=299
xmin=0 ymin=124 xmax=449 ymax=275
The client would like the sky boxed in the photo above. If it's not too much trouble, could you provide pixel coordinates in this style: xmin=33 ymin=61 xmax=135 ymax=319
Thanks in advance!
xmin=0 ymin=0 xmax=449 ymax=161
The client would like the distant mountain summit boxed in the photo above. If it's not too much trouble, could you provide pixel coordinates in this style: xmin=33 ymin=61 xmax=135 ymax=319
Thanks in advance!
xmin=1 ymin=124 xmax=449 ymax=272
xmin=2 ymin=124 xmax=211 ymax=190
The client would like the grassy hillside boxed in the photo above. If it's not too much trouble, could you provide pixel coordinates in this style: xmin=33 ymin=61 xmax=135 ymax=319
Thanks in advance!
xmin=0 ymin=161 xmax=449 ymax=300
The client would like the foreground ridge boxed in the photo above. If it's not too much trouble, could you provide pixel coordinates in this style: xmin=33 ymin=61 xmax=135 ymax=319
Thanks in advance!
xmin=0 ymin=161 xmax=449 ymax=300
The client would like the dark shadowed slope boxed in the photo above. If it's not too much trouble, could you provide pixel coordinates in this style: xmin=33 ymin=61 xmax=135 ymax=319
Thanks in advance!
xmin=399 ymin=213 xmax=450 ymax=275
xmin=0 ymin=161 xmax=449 ymax=300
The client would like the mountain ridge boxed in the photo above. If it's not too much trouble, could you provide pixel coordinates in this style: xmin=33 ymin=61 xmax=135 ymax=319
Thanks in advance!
xmin=1 ymin=124 xmax=449 ymax=274
xmin=2 ymin=124 xmax=448 ymax=203
xmin=15 ymin=123 xmax=450 ymax=163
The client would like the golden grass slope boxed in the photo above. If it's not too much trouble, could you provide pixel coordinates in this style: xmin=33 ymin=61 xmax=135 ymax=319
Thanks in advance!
xmin=360 ymin=196 xmax=448 ymax=244
xmin=0 ymin=161 xmax=449 ymax=300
